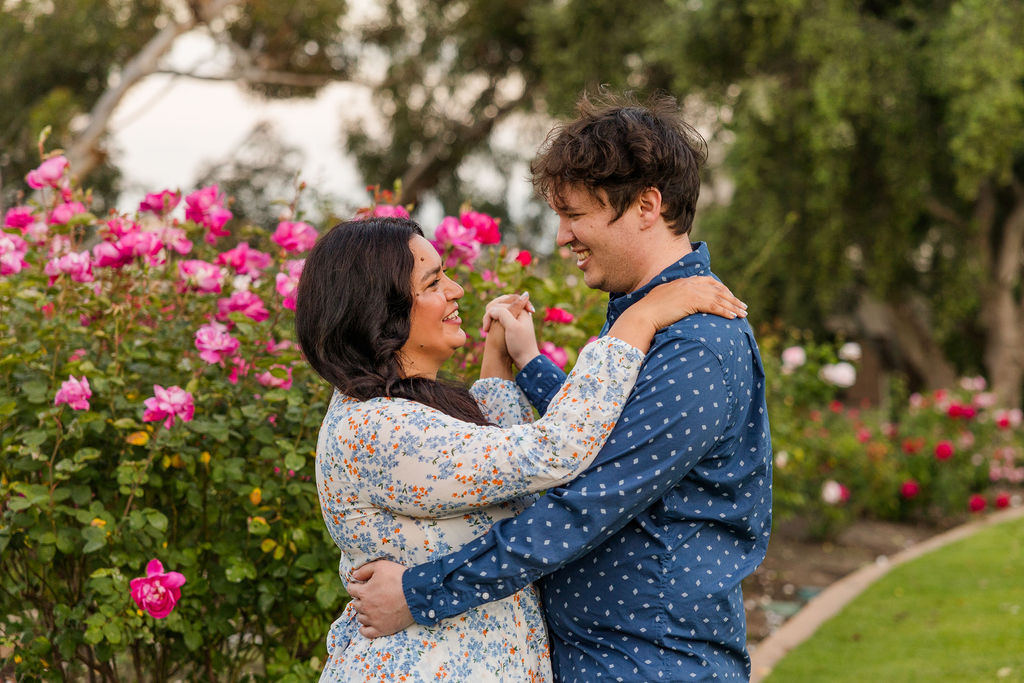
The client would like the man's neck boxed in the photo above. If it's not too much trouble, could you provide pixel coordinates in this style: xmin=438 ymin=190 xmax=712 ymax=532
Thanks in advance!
xmin=627 ymin=235 xmax=694 ymax=293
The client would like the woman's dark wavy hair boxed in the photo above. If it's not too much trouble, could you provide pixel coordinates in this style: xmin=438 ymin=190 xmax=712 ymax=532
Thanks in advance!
xmin=295 ymin=217 xmax=489 ymax=425
xmin=531 ymin=89 xmax=708 ymax=236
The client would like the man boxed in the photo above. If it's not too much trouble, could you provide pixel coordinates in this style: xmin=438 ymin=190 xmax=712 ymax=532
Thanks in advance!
xmin=349 ymin=91 xmax=772 ymax=681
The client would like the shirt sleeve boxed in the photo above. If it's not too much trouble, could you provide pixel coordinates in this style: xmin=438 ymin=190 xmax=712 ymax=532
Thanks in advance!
xmin=514 ymin=354 xmax=567 ymax=415
xmin=402 ymin=333 xmax=733 ymax=624
xmin=469 ymin=377 xmax=534 ymax=427
xmin=319 ymin=337 xmax=644 ymax=518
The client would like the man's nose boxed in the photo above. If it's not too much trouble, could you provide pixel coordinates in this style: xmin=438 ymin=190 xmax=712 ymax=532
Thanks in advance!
xmin=555 ymin=219 xmax=573 ymax=247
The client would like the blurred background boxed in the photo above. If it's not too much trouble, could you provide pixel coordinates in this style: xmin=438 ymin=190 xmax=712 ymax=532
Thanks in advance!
xmin=2 ymin=0 xmax=1023 ymax=406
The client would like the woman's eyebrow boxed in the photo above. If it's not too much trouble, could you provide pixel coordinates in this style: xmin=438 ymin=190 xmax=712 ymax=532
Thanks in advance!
xmin=419 ymin=265 xmax=442 ymax=284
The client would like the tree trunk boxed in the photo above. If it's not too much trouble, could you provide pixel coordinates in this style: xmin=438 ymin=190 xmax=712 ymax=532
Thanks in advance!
xmin=979 ymin=180 xmax=1024 ymax=407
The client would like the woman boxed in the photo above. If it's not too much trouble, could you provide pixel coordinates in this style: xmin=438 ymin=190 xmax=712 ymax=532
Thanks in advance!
xmin=295 ymin=216 xmax=746 ymax=682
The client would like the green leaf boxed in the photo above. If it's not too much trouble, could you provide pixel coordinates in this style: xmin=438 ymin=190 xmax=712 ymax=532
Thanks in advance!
xmin=22 ymin=429 xmax=48 ymax=447
xmin=22 ymin=381 xmax=49 ymax=404
xmin=283 ymin=452 xmax=305 ymax=471
xmin=144 ymin=508 xmax=168 ymax=533
xmin=82 ymin=526 xmax=107 ymax=554
xmin=224 ymin=559 xmax=257 ymax=583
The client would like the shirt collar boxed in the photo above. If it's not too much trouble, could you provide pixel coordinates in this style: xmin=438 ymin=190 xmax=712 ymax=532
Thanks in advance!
xmin=604 ymin=241 xmax=712 ymax=325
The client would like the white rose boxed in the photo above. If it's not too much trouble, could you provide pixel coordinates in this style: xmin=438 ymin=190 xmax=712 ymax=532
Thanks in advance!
xmin=781 ymin=346 xmax=806 ymax=372
xmin=838 ymin=342 xmax=862 ymax=362
xmin=820 ymin=362 xmax=857 ymax=388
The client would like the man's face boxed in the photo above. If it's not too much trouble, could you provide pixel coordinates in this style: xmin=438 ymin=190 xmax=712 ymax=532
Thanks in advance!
xmin=551 ymin=185 xmax=645 ymax=293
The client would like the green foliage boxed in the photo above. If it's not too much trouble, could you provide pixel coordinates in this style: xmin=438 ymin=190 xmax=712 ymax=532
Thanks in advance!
xmin=765 ymin=336 xmax=1024 ymax=539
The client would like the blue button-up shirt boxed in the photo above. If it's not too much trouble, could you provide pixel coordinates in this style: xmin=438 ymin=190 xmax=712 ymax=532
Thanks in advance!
xmin=403 ymin=243 xmax=772 ymax=681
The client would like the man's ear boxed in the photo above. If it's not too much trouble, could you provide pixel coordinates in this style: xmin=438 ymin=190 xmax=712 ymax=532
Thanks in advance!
xmin=637 ymin=188 xmax=663 ymax=229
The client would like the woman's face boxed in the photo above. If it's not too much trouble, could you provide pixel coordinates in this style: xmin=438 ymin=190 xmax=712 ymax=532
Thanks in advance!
xmin=398 ymin=235 xmax=466 ymax=378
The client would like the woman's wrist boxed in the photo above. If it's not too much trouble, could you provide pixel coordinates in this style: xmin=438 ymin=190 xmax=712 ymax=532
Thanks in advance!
xmin=605 ymin=309 xmax=657 ymax=354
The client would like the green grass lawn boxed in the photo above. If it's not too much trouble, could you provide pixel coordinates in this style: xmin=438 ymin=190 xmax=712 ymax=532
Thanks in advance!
xmin=765 ymin=515 xmax=1024 ymax=682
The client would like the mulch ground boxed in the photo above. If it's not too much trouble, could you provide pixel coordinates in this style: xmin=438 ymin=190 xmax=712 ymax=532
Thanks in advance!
xmin=743 ymin=517 xmax=945 ymax=644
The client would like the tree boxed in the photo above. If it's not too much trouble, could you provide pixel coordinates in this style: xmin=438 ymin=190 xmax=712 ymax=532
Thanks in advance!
xmin=643 ymin=0 xmax=1024 ymax=404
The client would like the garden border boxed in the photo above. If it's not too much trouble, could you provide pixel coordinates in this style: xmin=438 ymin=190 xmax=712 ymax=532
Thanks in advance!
xmin=749 ymin=505 xmax=1024 ymax=682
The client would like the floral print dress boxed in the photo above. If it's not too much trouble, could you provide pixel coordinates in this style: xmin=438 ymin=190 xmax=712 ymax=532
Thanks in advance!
xmin=315 ymin=337 xmax=644 ymax=682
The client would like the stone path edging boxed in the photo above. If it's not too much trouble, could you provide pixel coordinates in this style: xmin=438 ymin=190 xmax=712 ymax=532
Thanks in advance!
xmin=749 ymin=506 xmax=1024 ymax=682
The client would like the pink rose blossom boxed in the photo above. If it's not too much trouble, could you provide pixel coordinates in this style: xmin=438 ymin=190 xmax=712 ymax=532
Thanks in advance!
xmin=103 ymin=217 xmax=140 ymax=239
xmin=539 ymin=341 xmax=569 ymax=370
xmin=26 ymin=156 xmax=69 ymax=189
xmin=271 ymin=221 xmax=318 ymax=253
xmin=130 ymin=559 xmax=186 ymax=619
xmin=481 ymin=270 xmax=506 ymax=287
xmin=0 ymin=234 xmax=30 ymax=276
xmin=120 ymin=230 xmax=165 ymax=265
xmin=48 ymin=201 xmax=87 ymax=226
xmin=934 ymin=440 xmax=954 ymax=461
xmin=228 ymin=357 xmax=251 ymax=384
xmin=265 ymin=338 xmax=297 ymax=354
xmin=4 ymin=206 xmax=35 ymax=229
xmin=256 ymin=365 xmax=293 ymax=391
xmin=142 ymin=385 xmax=195 ymax=428
xmin=92 ymin=241 xmax=132 ymax=269
xmin=184 ymin=185 xmax=232 ymax=242
xmin=178 ymin=259 xmax=225 ymax=294
xmin=900 ymin=480 xmax=920 ymax=499
xmin=217 ymin=290 xmax=269 ymax=322
xmin=54 ymin=375 xmax=92 ymax=411
xmin=158 ymin=226 xmax=193 ymax=255
xmin=460 ymin=211 xmax=501 ymax=244
xmin=544 ymin=307 xmax=575 ymax=324
xmin=194 ymin=322 xmax=240 ymax=364
xmin=44 ymin=250 xmax=93 ymax=285
xmin=275 ymin=259 xmax=304 ymax=311
xmin=514 ymin=250 xmax=532 ymax=267
xmin=217 ymin=242 xmax=272 ymax=275
xmin=354 ymin=204 xmax=411 ymax=220
xmin=139 ymin=190 xmax=181 ymax=215
xmin=431 ymin=216 xmax=480 ymax=268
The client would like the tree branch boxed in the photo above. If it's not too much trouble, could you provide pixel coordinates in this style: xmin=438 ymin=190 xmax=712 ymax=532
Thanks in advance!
xmin=65 ymin=0 xmax=242 ymax=179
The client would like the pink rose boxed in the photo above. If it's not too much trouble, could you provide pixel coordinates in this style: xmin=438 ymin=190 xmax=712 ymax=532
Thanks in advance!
xmin=158 ymin=226 xmax=193 ymax=255
xmin=120 ymin=230 xmax=165 ymax=265
xmin=460 ymin=211 xmax=501 ymax=244
xmin=271 ymin=221 xmax=318 ymax=253
xmin=138 ymin=190 xmax=181 ymax=215
xmin=178 ymin=259 xmax=225 ymax=294
xmin=539 ymin=341 xmax=569 ymax=370
xmin=275 ymin=259 xmax=304 ymax=311
xmin=44 ymin=250 xmax=93 ymax=285
xmin=228 ymin=357 xmax=251 ymax=385
xmin=543 ymin=307 xmax=575 ymax=324
xmin=26 ymin=156 xmax=69 ymax=189
xmin=103 ymin=217 xmax=140 ymax=239
xmin=514 ymin=250 xmax=532 ymax=267
xmin=355 ymin=204 xmax=412 ymax=220
xmin=780 ymin=346 xmax=806 ymax=374
xmin=934 ymin=440 xmax=954 ymax=461
xmin=92 ymin=241 xmax=132 ymax=269
xmin=194 ymin=322 xmax=240 ymax=364
xmin=4 ymin=206 xmax=35 ymax=229
xmin=0 ymin=234 xmax=30 ymax=276
xmin=48 ymin=201 xmax=87 ymax=226
xmin=54 ymin=375 xmax=92 ymax=411
xmin=130 ymin=559 xmax=186 ymax=619
xmin=899 ymin=480 xmax=920 ymax=499
xmin=142 ymin=385 xmax=195 ymax=428
xmin=217 ymin=290 xmax=269 ymax=322
xmin=431 ymin=216 xmax=480 ymax=268
xmin=184 ymin=185 xmax=232 ymax=242
xmin=217 ymin=242 xmax=272 ymax=275
xmin=256 ymin=365 xmax=293 ymax=390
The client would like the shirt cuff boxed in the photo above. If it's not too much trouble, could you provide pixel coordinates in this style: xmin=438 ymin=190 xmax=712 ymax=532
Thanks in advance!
xmin=402 ymin=558 xmax=451 ymax=626
xmin=514 ymin=354 xmax=566 ymax=415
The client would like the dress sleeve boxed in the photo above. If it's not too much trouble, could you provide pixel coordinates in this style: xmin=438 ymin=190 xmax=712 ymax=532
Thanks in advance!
xmin=469 ymin=378 xmax=534 ymax=427
xmin=320 ymin=336 xmax=644 ymax=518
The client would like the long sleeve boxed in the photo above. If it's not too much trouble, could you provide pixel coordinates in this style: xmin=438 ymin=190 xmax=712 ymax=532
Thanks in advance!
xmin=468 ymin=377 xmax=534 ymax=427
xmin=402 ymin=332 xmax=736 ymax=624
xmin=317 ymin=337 xmax=643 ymax=519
